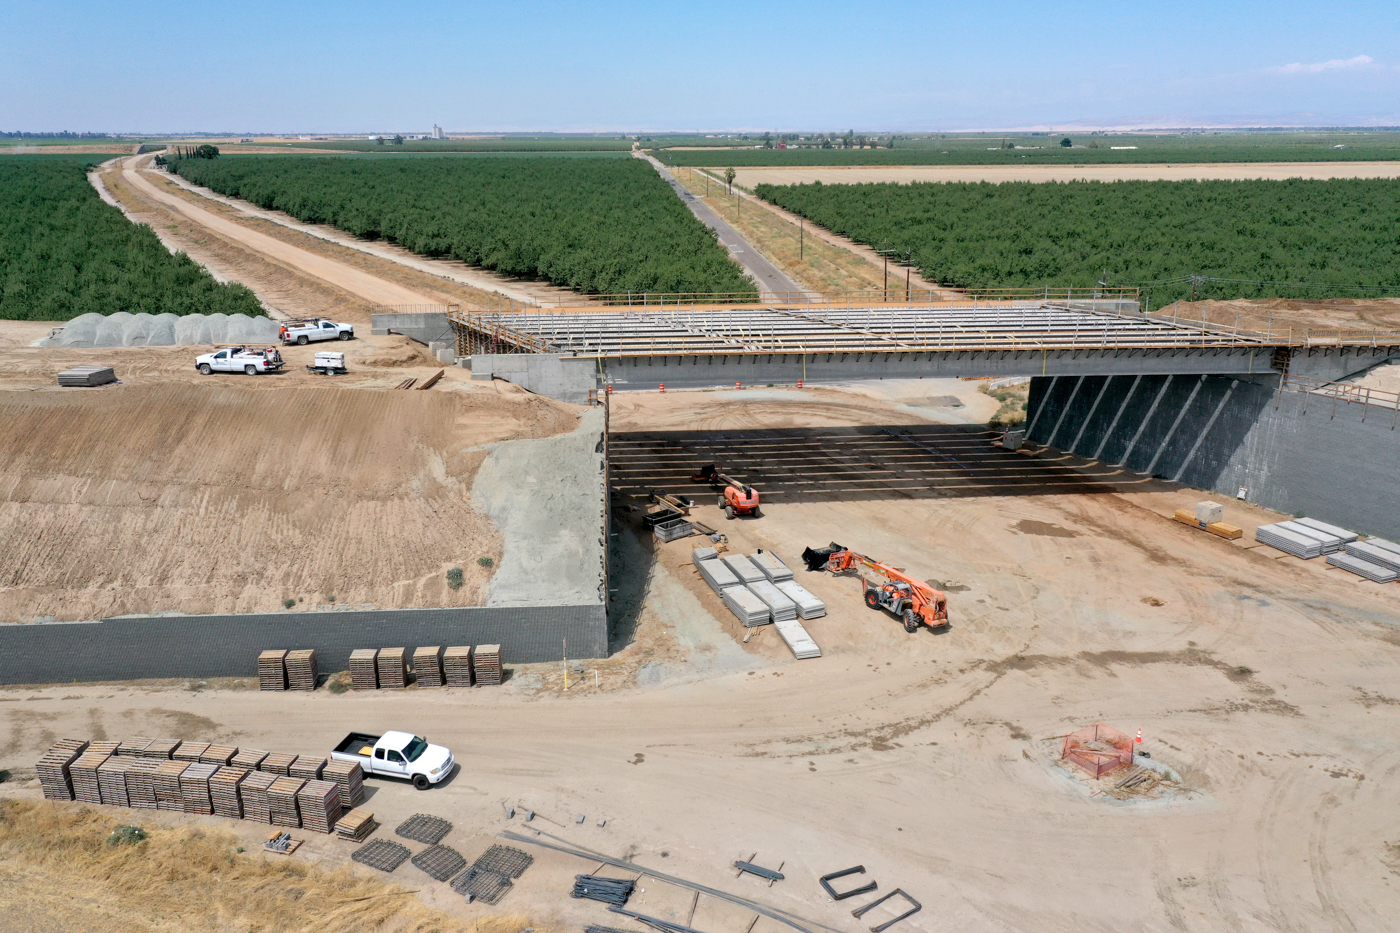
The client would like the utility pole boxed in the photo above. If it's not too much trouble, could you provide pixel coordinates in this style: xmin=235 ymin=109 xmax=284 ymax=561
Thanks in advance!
xmin=799 ymin=217 xmax=804 ymax=260
xmin=876 ymin=242 xmax=897 ymax=301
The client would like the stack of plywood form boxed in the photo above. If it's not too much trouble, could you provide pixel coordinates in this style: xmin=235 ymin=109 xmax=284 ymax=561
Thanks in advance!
xmin=124 ymin=760 xmax=161 ymax=810
xmin=443 ymin=646 xmax=474 ymax=686
xmin=200 ymin=745 xmax=236 ymax=766
xmin=747 ymin=580 xmax=798 ymax=623
xmin=474 ymin=645 xmax=502 ymax=685
xmin=697 ymin=557 xmax=741 ymax=593
xmin=775 ymin=579 xmax=826 ymax=619
xmin=153 ymin=761 xmax=189 ymax=812
xmin=773 ymin=617 xmax=822 ymax=660
xmin=36 ymin=739 xmax=88 ymax=800
xmin=210 ymin=767 xmax=248 ymax=819
xmin=297 ymin=780 xmax=343 ymax=834
xmin=261 ymin=752 xmax=296 ymax=776
xmin=349 ymin=649 xmax=380 ymax=690
xmin=97 ymin=757 xmax=131 ymax=807
xmin=240 ymin=771 xmax=277 ymax=823
xmin=290 ymin=756 xmax=326 ymax=782
xmin=173 ymin=741 xmax=209 ymax=763
xmin=1255 ymin=523 xmax=1326 ymax=559
xmin=336 ymin=808 xmax=377 ymax=841
xmin=231 ymin=748 xmax=269 ymax=771
xmin=140 ymin=739 xmax=177 ymax=760
xmin=721 ymin=585 xmax=770 ymax=626
xmin=180 ymin=763 xmax=218 ymax=815
xmin=751 ymin=551 xmax=794 ymax=582
xmin=117 ymin=737 xmax=153 ymax=757
xmin=258 ymin=650 xmax=288 ymax=690
xmin=267 ymin=777 xmax=305 ymax=828
xmin=413 ymin=646 xmax=444 ymax=687
xmin=285 ymin=649 xmax=318 ymax=690
xmin=377 ymin=648 xmax=407 ymax=689
xmin=722 ymin=554 xmax=766 ymax=584
xmin=70 ymin=749 xmax=113 ymax=805
xmin=322 ymin=759 xmax=367 ymax=808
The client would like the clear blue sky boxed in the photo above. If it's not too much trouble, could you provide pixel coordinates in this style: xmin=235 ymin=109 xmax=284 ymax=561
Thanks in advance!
xmin=5 ymin=0 xmax=1398 ymax=133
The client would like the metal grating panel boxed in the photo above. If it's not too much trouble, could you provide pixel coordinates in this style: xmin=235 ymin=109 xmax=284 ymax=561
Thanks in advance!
xmin=450 ymin=867 xmax=514 ymax=904
xmin=395 ymin=814 xmax=453 ymax=845
xmin=411 ymin=844 xmax=467 ymax=882
xmin=350 ymin=840 xmax=411 ymax=873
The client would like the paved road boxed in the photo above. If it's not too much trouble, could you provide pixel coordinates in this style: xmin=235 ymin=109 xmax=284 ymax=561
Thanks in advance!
xmin=637 ymin=153 xmax=806 ymax=300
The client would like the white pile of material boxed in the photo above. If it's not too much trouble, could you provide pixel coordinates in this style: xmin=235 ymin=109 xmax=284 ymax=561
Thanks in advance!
xmin=1295 ymin=517 xmax=1358 ymax=546
xmin=697 ymin=558 xmax=740 ymax=593
xmin=1344 ymin=540 xmax=1400 ymax=574
xmin=750 ymin=551 xmax=793 ymax=582
xmin=1277 ymin=520 xmax=1347 ymax=553
xmin=722 ymin=585 xmax=770 ymax=626
xmin=747 ymin=580 xmax=797 ymax=622
xmin=722 ymin=554 xmax=765 ymax=584
xmin=774 ymin=617 xmax=822 ymax=659
xmin=1255 ymin=524 xmax=1325 ymax=559
xmin=775 ymin=579 xmax=826 ymax=619
xmin=692 ymin=546 xmax=718 ymax=563
xmin=37 ymin=312 xmax=280 ymax=348
xmin=1327 ymin=552 xmax=1398 ymax=583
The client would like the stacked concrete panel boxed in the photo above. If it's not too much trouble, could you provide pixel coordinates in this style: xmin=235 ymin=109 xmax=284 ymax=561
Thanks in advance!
xmin=773 ymin=617 xmax=822 ymax=660
xmin=1255 ymin=524 xmax=1325 ymax=559
xmin=747 ymin=580 xmax=798 ymax=623
xmin=751 ymin=551 xmax=794 ymax=582
xmin=774 ymin=580 xmax=826 ymax=619
xmin=721 ymin=585 xmax=770 ymax=626
xmin=722 ymin=554 xmax=765 ymax=584
xmin=1327 ymin=553 xmax=1398 ymax=583
xmin=697 ymin=558 xmax=740 ymax=593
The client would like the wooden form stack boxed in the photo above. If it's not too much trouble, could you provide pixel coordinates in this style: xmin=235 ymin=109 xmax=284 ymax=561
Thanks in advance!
xmin=267 ymin=777 xmax=305 ymax=828
xmin=209 ymin=767 xmax=248 ymax=819
xmin=413 ymin=646 xmax=444 ymax=687
xmin=240 ymin=771 xmax=276 ymax=823
xmin=349 ymin=649 xmax=379 ymax=690
xmin=261 ymin=752 xmax=297 ymax=776
xmin=443 ymin=646 xmax=474 ymax=686
xmin=153 ymin=761 xmax=190 ymax=812
xmin=117 ymin=737 xmax=153 ymax=756
xmin=474 ymin=645 xmax=502 ymax=685
xmin=179 ymin=763 xmax=218 ymax=815
xmin=322 ymin=759 xmax=366 ymax=808
xmin=376 ymin=648 xmax=407 ymax=689
xmin=296 ymin=779 xmax=342 ymax=834
xmin=258 ymin=650 xmax=288 ymax=691
xmin=335 ymin=808 xmax=376 ymax=841
xmin=97 ymin=757 xmax=131 ymax=807
xmin=36 ymin=739 xmax=88 ymax=800
xmin=290 ymin=756 xmax=326 ymax=781
xmin=173 ymin=741 xmax=209 ymax=762
xmin=201 ymin=745 xmax=236 ymax=766
xmin=139 ymin=739 xmax=177 ymax=760
xmin=124 ymin=759 xmax=160 ymax=809
xmin=285 ymin=649 xmax=318 ymax=690
xmin=69 ymin=750 xmax=112 ymax=805
xmin=231 ymin=748 xmax=268 ymax=770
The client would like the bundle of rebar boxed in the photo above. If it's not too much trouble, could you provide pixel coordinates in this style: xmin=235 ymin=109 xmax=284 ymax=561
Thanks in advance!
xmin=572 ymin=875 xmax=635 ymax=906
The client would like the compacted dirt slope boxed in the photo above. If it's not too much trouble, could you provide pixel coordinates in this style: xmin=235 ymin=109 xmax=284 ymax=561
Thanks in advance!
xmin=0 ymin=381 xmax=575 ymax=621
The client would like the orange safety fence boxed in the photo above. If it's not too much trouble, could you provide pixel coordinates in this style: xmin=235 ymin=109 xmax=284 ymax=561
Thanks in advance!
xmin=1062 ymin=722 xmax=1135 ymax=779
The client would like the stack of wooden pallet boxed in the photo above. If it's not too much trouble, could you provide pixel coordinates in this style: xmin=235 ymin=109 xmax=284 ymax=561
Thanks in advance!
xmin=172 ymin=741 xmax=209 ymax=763
xmin=36 ymin=739 xmax=88 ymax=800
xmin=97 ymin=757 xmax=131 ymax=807
xmin=124 ymin=759 xmax=161 ymax=809
xmin=231 ymin=748 xmax=269 ymax=770
xmin=268 ymin=777 xmax=305 ymax=828
xmin=290 ymin=756 xmax=326 ymax=781
xmin=322 ymin=759 xmax=366 ymax=808
xmin=349 ymin=649 xmax=379 ymax=690
xmin=261 ymin=752 xmax=297 ymax=776
xmin=285 ymin=649 xmax=318 ymax=690
xmin=209 ymin=767 xmax=248 ymax=819
xmin=179 ymin=763 xmax=219 ymax=815
xmin=443 ymin=646 xmax=474 ymax=686
xmin=240 ymin=771 xmax=276 ymax=823
xmin=413 ymin=646 xmax=444 ymax=687
xmin=296 ymin=780 xmax=342 ymax=834
xmin=258 ymin=650 xmax=288 ymax=690
xmin=153 ymin=761 xmax=190 ymax=812
xmin=474 ymin=645 xmax=502 ymax=685
xmin=69 ymin=750 xmax=110 ymax=805
xmin=335 ymin=808 xmax=377 ymax=842
xmin=117 ymin=737 xmax=153 ymax=756
xmin=201 ymin=745 xmax=237 ymax=766
xmin=140 ymin=739 xmax=177 ymax=759
xmin=377 ymin=647 xmax=407 ymax=689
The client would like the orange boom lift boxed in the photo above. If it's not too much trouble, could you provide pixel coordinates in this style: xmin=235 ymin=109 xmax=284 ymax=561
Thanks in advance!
xmin=691 ymin=463 xmax=761 ymax=520
xmin=802 ymin=543 xmax=949 ymax=633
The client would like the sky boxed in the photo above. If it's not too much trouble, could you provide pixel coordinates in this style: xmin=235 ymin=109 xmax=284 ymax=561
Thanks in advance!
xmin=4 ymin=0 xmax=1400 ymax=133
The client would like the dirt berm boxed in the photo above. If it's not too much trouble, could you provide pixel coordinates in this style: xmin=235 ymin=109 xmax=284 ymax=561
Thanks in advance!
xmin=0 ymin=382 xmax=577 ymax=622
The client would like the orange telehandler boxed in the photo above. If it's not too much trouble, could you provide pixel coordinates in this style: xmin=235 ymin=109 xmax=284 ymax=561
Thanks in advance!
xmin=801 ymin=542 xmax=949 ymax=633
xmin=691 ymin=462 xmax=760 ymax=520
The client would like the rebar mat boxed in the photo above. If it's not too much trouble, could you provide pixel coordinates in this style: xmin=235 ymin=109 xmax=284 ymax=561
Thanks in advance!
xmin=395 ymin=813 xmax=452 ymax=845
xmin=450 ymin=867 xmax=513 ymax=904
xmin=473 ymin=844 xmax=534 ymax=878
xmin=412 ymin=844 xmax=467 ymax=882
xmin=351 ymin=839 xmax=411 ymax=873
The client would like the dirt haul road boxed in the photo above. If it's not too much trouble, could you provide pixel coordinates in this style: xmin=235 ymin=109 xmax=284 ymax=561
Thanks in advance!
xmin=120 ymin=156 xmax=434 ymax=307
xmin=4 ymin=382 xmax=1399 ymax=933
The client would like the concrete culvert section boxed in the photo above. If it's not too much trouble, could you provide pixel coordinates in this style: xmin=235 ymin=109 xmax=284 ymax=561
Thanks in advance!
xmin=36 ymin=312 xmax=280 ymax=348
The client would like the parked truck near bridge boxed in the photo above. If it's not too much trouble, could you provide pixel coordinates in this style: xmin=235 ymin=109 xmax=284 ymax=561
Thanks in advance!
xmin=280 ymin=318 xmax=355 ymax=345
xmin=331 ymin=731 xmax=454 ymax=789
xmin=195 ymin=346 xmax=284 ymax=375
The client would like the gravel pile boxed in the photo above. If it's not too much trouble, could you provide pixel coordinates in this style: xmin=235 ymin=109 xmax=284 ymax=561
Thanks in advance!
xmin=37 ymin=312 xmax=279 ymax=348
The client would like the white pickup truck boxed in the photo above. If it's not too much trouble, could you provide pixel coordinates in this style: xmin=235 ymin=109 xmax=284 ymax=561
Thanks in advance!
xmin=195 ymin=346 xmax=284 ymax=375
xmin=331 ymin=731 xmax=455 ymax=790
xmin=280 ymin=318 xmax=355 ymax=345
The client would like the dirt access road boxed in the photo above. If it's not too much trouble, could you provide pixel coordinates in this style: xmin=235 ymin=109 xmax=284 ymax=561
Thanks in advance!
xmin=730 ymin=160 xmax=1400 ymax=189
xmin=5 ymin=381 xmax=1399 ymax=932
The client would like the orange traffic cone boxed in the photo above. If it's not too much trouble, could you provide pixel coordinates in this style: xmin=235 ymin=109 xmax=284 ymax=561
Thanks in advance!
xmin=1135 ymin=729 xmax=1143 ymax=744
xmin=797 ymin=380 xmax=803 ymax=388
xmin=659 ymin=383 xmax=665 ymax=393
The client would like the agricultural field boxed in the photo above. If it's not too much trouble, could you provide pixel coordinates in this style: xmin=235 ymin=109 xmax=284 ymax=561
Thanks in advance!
xmin=0 ymin=157 xmax=262 ymax=321
xmin=652 ymin=131 xmax=1400 ymax=166
xmin=172 ymin=156 xmax=755 ymax=296
xmin=756 ymin=177 xmax=1400 ymax=308
xmin=249 ymin=136 xmax=633 ymax=152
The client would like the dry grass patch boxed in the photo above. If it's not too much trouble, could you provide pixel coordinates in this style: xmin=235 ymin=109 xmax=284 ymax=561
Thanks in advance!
xmin=0 ymin=798 xmax=539 ymax=933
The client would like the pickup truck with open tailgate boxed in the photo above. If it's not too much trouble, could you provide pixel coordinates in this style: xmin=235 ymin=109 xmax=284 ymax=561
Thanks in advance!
xmin=330 ymin=731 xmax=454 ymax=789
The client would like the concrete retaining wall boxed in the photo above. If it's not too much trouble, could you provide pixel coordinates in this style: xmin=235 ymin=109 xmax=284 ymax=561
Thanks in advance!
xmin=0 ymin=605 xmax=607 ymax=686
xmin=371 ymin=311 xmax=453 ymax=346
xmin=470 ymin=354 xmax=599 ymax=405
xmin=1026 ymin=373 xmax=1400 ymax=540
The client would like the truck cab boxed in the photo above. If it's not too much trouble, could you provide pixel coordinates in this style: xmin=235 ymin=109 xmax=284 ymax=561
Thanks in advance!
xmin=331 ymin=730 xmax=454 ymax=790
xmin=280 ymin=318 xmax=355 ymax=345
